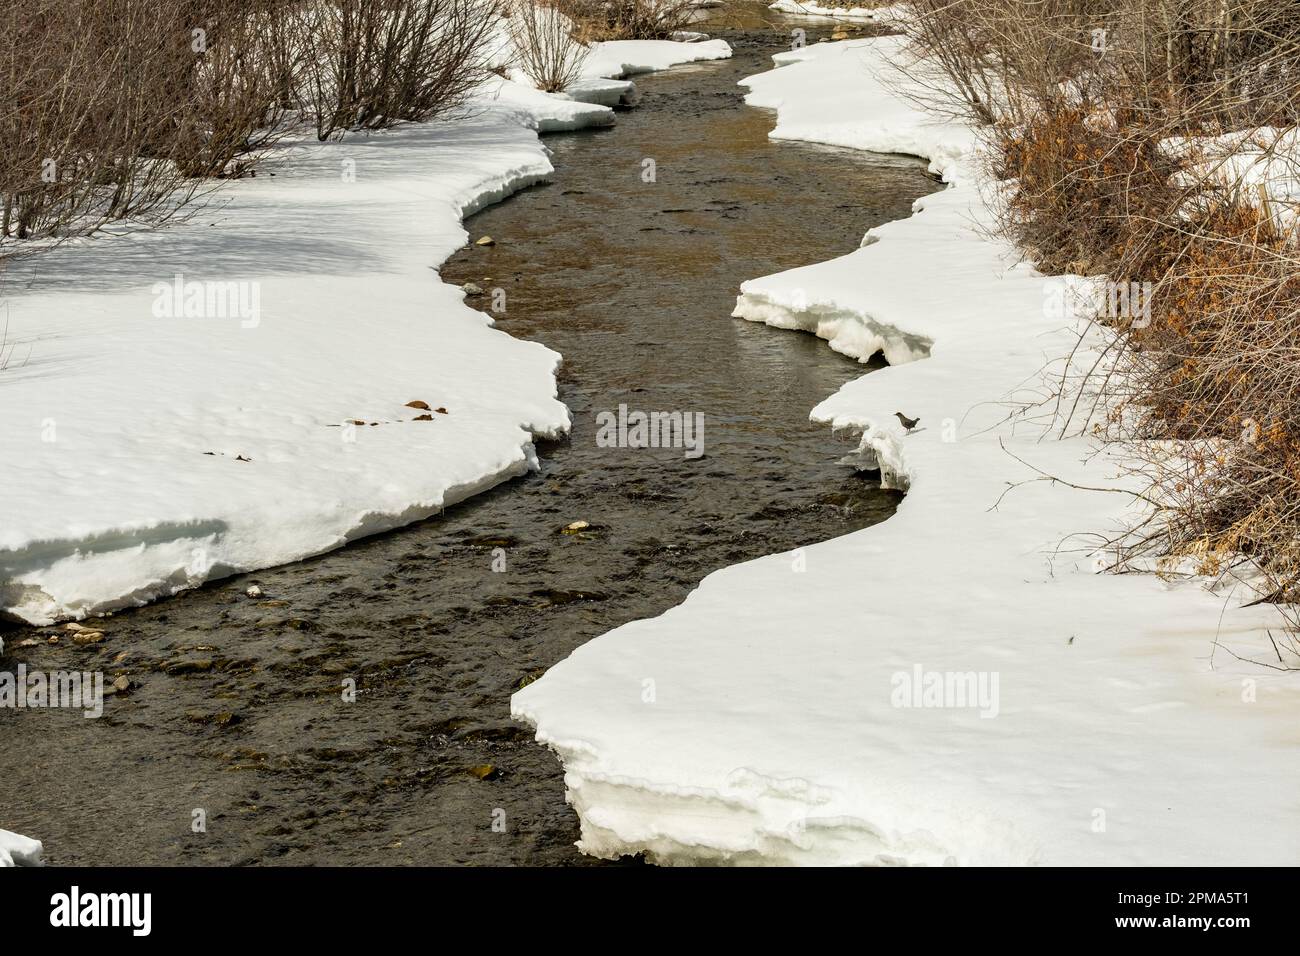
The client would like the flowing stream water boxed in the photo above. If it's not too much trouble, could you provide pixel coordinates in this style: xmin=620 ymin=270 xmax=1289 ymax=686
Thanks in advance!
xmin=0 ymin=5 xmax=935 ymax=865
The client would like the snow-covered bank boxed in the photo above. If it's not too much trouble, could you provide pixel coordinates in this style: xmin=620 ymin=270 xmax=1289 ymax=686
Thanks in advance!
xmin=0 ymin=828 xmax=43 ymax=867
xmin=584 ymin=38 xmax=731 ymax=79
xmin=0 ymin=38 xmax=730 ymax=627
xmin=513 ymin=35 xmax=1300 ymax=865
xmin=768 ymin=0 xmax=906 ymax=22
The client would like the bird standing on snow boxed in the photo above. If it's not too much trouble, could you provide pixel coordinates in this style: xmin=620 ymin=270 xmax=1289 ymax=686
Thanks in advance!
xmin=894 ymin=412 xmax=919 ymax=433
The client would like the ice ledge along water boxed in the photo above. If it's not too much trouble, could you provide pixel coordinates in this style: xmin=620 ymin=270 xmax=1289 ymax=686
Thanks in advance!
xmin=513 ymin=35 xmax=1300 ymax=865
xmin=0 ymin=39 xmax=733 ymax=628
xmin=0 ymin=828 xmax=43 ymax=867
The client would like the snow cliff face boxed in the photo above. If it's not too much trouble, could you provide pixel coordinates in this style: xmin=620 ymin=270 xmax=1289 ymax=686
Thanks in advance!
xmin=513 ymin=36 xmax=1300 ymax=866
xmin=0 ymin=829 xmax=43 ymax=867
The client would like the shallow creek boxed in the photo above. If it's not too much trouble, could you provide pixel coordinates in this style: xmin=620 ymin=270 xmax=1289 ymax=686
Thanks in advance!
xmin=0 ymin=5 xmax=935 ymax=864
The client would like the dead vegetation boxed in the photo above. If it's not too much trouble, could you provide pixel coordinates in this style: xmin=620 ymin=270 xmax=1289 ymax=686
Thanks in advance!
xmin=903 ymin=0 xmax=1300 ymax=625
xmin=506 ymin=0 xmax=591 ymax=92
xmin=0 ymin=0 xmax=501 ymax=258
xmin=293 ymin=0 xmax=497 ymax=141
xmin=559 ymin=0 xmax=699 ymax=41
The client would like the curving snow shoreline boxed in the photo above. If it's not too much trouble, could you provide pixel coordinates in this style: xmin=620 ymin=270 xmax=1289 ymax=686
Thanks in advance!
xmin=0 ymin=39 xmax=730 ymax=628
xmin=0 ymin=828 xmax=43 ymax=867
xmin=513 ymin=35 xmax=1300 ymax=865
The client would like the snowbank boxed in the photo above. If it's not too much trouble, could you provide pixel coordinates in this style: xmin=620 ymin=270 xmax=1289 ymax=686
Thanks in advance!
xmin=0 ymin=829 xmax=43 ymax=867
xmin=583 ymin=38 xmax=732 ymax=80
xmin=769 ymin=0 xmax=907 ymax=22
xmin=0 ymin=38 xmax=730 ymax=626
xmin=1164 ymin=127 xmax=1300 ymax=230
xmin=513 ymin=35 xmax=1300 ymax=865
xmin=555 ymin=38 xmax=731 ymax=108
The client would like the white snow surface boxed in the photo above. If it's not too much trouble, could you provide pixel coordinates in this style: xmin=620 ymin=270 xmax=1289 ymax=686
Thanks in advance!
xmin=583 ymin=38 xmax=732 ymax=79
xmin=0 ymin=828 xmax=43 ymax=867
xmin=1164 ymin=127 xmax=1300 ymax=230
xmin=0 ymin=37 xmax=730 ymax=627
xmin=769 ymin=0 xmax=907 ymax=22
xmin=513 ymin=35 xmax=1300 ymax=865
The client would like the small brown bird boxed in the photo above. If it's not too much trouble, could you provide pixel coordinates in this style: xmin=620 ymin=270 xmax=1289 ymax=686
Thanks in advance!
xmin=894 ymin=412 xmax=920 ymax=432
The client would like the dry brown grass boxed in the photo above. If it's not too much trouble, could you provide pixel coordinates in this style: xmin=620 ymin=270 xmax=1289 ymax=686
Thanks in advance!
xmin=0 ymin=0 xmax=209 ymax=253
xmin=903 ymin=0 xmax=1300 ymax=624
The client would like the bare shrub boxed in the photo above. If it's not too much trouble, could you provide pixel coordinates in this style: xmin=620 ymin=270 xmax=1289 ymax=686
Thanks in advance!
xmin=560 ymin=0 xmax=698 ymax=41
xmin=1094 ymin=187 xmax=1300 ymax=615
xmin=994 ymin=106 xmax=1180 ymax=276
xmin=905 ymin=0 xmax=1300 ymax=141
xmin=0 ymin=0 xmax=506 ymax=257
xmin=169 ymin=0 xmax=300 ymax=178
xmin=507 ymin=0 xmax=590 ymax=92
xmin=0 ymin=0 xmax=206 ymax=256
xmin=904 ymin=0 xmax=1300 ymax=623
xmin=295 ymin=0 xmax=498 ymax=141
